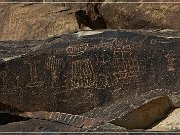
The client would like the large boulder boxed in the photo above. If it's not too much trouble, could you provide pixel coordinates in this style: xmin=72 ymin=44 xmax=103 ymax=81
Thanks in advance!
xmin=100 ymin=0 xmax=180 ymax=30
xmin=0 ymin=30 xmax=179 ymax=117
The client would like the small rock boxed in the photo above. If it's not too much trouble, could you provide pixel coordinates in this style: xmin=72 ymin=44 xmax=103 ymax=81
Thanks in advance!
xmin=169 ymin=94 xmax=180 ymax=108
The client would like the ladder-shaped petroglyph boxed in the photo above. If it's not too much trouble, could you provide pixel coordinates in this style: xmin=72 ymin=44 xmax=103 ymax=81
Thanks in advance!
xmin=45 ymin=55 xmax=65 ymax=87
xmin=24 ymin=60 xmax=44 ymax=88
xmin=21 ymin=112 xmax=101 ymax=128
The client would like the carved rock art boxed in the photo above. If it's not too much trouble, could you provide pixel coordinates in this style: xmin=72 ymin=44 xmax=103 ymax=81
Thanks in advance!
xmin=0 ymin=30 xmax=179 ymax=131
xmin=20 ymin=111 xmax=102 ymax=129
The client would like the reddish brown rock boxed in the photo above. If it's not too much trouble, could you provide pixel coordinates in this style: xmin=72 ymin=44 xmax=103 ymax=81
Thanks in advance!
xmin=0 ymin=3 xmax=79 ymax=41
xmin=100 ymin=0 xmax=180 ymax=30
xmin=0 ymin=1 xmax=107 ymax=41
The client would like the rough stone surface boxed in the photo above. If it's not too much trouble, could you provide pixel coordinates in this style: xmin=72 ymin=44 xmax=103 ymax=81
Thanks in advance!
xmin=10 ymin=0 xmax=41 ymax=1
xmin=20 ymin=111 xmax=103 ymax=129
xmin=100 ymin=0 xmax=180 ymax=30
xmin=0 ymin=1 xmax=179 ymax=133
xmin=0 ymin=1 xmax=107 ymax=41
xmin=0 ymin=119 xmax=80 ymax=132
xmin=0 ymin=4 xmax=79 ymax=41
xmin=169 ymin=94 xmax=180 ymax=108
xmin=149 ymin=108 xmax=180 ymax=131
xmin=0 ymin=117 xmax=128 ymax=132
xmin=0 ymin=30 xmax=179 ymax=121
xmin=86 ymin=123 xmax=127 ymax=132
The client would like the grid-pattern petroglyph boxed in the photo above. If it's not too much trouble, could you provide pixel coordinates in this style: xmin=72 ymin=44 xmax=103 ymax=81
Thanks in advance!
xmin=70 ymin=59 xmax=95 ymax=89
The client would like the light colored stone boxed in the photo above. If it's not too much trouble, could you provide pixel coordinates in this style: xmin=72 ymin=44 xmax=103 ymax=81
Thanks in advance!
xmin=169 ymin=94 xmax=180 ymax=108
xmin=149 ymin=108 xmax=180 ymax=131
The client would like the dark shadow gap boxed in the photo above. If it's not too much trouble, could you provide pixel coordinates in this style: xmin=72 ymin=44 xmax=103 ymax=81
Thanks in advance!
xmin=75 ymin=9 xmax=107 ymax=30
xmin=0 ymin=113 xmax=30 ymax=125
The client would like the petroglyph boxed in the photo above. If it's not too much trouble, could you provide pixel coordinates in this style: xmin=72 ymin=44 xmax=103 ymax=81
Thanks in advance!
xmin=45 ymin=55 xmax=65 ymax=87
xmin=24 ymin=60 xmax=44 ymax=88
xmin=151 ymin=38 xmax=173 ymax=44
xmin=21 ymin=111 xmax=102 ymax=129
xmin=66 ymin=43 xmax=89 ymax=56
xmin=70 ymin=59 xmax=95 ymax=89
xmin=0 ymin=30 xmax=179 ymax=116
xmin=165 ymin=51 xmax=178 ymax=72
xmin=98 ymin=38 xmax=117 ymax=51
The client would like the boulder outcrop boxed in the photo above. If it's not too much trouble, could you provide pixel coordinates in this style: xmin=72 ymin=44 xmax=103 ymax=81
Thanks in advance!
xmin=0 ymin=0 xmax=179 ymax=132
xmin=0 ymin=30 xmax=179 ymax=123
xmin=100 ymin=0 xmax=180 ymax=30
xmin=0 ymin=1 xmax=107 ymax=41
xmin=0 ymin=4 xmax=79 ymax=41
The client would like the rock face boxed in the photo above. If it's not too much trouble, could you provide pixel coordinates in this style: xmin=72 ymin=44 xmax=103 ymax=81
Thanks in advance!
xmin=0 ymin=119 xmax=80 ymax=132
xmin=0 ymin=30 xmax=179 ymax=118
xmin=0 ymin=1 xmax=179 ymax=133
xmin=1 ymin=1 xmax=180 ymax=42
xmin=1 ymin=0 xmax=43 ymax=2
xmin=0 ymin=4 xmax=79 ymax=41
xmin=0 ymin=1 xmax=107 ymax=41
xmin=100 ymin=0 xmax=180 ymax=30
xmin=0 ymin=116 xmax=127 ymax=132
xmin=20 ymin=111 xmax=103 ymax=129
